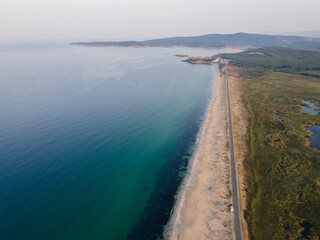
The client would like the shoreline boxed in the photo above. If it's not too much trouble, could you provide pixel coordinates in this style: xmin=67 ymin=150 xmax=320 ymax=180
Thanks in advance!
xmin=166 ymin=65 xmax=233 ymax=240
xmin=70 ymin=43 xmax=249 ymax=52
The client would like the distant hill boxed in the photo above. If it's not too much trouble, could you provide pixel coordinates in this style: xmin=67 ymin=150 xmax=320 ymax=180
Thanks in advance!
xmin=71 ymin=33 xmax=320 ymax=50
xmin=280 ymin=30 xmax=320 ymax=38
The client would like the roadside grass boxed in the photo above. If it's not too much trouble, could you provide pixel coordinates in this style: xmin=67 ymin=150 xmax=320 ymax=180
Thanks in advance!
xmin=243 ymin=71 xmax=320 ymax=239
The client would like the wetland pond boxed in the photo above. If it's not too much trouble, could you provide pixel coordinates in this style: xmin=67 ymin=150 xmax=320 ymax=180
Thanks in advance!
xmin=306 ymin=125 xmax=320 ymax=151
xmin=301 ymin=100 xmax=319 ymax=115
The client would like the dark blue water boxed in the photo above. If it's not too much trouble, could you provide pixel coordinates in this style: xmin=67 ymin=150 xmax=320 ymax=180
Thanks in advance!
xmin=0 ymin=43 xmax=228 ymax=239
xmin=306 ymin=125 xmax=320 ymax=151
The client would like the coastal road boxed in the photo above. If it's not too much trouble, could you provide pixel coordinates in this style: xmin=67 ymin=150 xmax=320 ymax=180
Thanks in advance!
xmin=225 ymin=62 xmax=243 ymax=240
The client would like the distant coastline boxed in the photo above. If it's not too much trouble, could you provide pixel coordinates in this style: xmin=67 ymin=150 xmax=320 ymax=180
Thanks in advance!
xmin=70 ymin=32 xmax=320 ymax=50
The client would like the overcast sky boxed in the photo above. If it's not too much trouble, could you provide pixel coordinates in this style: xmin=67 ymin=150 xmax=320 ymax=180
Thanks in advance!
xmin=1 ymin=0 xmax=319 ymax=42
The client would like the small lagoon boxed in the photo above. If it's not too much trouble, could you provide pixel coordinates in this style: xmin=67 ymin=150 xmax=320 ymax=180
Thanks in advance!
xmin=306 ymin=125 xmax=320 ymax=151
xmin=301 ymin=100 xmax=319 ymax=115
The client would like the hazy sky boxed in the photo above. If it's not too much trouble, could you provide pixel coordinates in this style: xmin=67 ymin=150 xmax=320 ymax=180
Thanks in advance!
xmin=1 ymin=0 xmax=319 ymax=41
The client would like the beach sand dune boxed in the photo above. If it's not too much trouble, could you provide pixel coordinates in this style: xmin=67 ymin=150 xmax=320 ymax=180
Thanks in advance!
xmin=167 ymin=65 xmax=233 ymax=240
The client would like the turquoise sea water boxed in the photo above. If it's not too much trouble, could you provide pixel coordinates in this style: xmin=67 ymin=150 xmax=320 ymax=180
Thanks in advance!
xmin=0 ymin=44 xmax=228 ymax=239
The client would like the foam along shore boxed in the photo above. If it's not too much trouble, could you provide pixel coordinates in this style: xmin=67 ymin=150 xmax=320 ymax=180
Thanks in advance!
xmin=166 ymin=65 xmax=233 ymax=240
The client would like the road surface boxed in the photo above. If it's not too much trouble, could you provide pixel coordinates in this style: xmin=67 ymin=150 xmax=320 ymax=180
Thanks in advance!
xmin=225 ymin=63 xmax=242 ymax=240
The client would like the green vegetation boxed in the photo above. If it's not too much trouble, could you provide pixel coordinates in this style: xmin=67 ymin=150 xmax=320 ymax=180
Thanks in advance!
xmin=226 ymin=47 xmax=320 ymax=239
xmin=221 ymin=47 xmax=320 ymax=77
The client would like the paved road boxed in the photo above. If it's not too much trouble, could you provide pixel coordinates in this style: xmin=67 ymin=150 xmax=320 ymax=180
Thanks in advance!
xmin=225 ymin=63 xmax=242 ymax=240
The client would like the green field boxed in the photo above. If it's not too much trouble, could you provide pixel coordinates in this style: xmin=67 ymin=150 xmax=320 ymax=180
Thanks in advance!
xmin=225 ymin=47 xmax=320 ymax=239
xmin=221 ymin=47 xmax=320 ymax=77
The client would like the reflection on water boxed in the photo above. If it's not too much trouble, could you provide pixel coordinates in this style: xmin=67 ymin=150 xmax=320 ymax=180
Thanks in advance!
xmin=306 ymin=125 xmax=320 ymax=150
xmin=301 ymin=100 xmax=319 ymax=115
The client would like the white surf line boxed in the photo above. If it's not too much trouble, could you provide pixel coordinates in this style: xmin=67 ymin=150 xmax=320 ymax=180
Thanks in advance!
xmin=166 ymin=65 xmax=219 ymax=240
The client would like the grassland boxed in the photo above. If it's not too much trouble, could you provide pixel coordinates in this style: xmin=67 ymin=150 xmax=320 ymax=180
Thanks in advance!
xmin=224 ymin=47 xmax=320 ymax=239
xmin=221 ymin=47 xmax=320 ymax=77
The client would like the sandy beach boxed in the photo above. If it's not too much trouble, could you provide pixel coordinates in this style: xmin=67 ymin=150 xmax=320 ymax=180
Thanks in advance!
xmin=167 ymin=65 xmax=233 ymax=240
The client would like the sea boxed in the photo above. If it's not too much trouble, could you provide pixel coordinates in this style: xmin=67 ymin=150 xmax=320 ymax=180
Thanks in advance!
xmin=0 ymin=43 xmax=231 ymax=240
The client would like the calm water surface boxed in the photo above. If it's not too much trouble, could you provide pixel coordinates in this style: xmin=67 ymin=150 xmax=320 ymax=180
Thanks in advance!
xmin=306 ymin=125 xmax=320 ymax=151
xmin=301 ymin=100 xmax=319 ymax=115
xmin=0 ymin=43 xmax=229 ymax=239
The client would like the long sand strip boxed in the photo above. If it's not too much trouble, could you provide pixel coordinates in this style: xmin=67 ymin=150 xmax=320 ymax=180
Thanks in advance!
xmin=167 ymin=65 xmax=232 ymax=240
